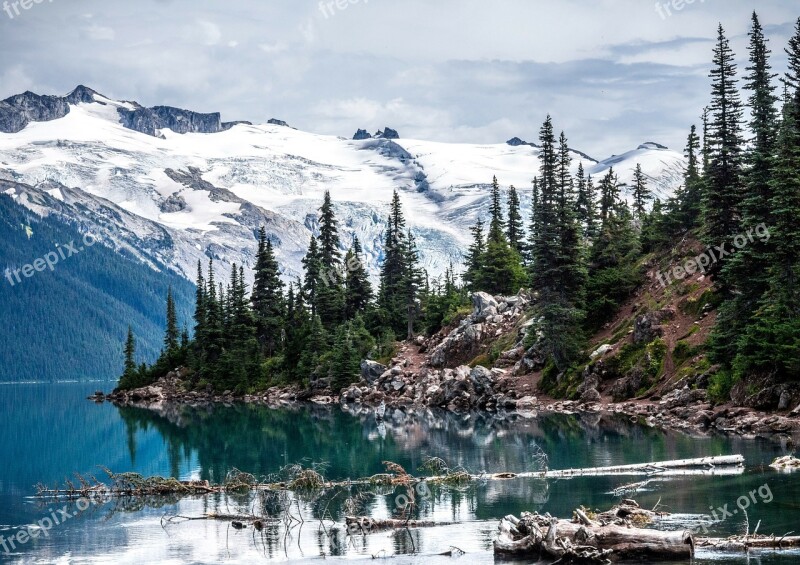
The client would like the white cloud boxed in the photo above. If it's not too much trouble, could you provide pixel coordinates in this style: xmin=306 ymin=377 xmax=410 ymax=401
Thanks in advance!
xmin=0 ymin=0 xmax=797 ymax=158
xmin=83 ymin=25 xmax=115 ymax=41
xmin=193 ymin=20 xmax=222 ymax=46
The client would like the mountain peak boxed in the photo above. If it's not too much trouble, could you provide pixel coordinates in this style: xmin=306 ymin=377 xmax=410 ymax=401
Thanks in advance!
xmin=637 ymin=142 xmax=669 ymax=151
xmin=66 ymin=85 xmax=101 ymax=104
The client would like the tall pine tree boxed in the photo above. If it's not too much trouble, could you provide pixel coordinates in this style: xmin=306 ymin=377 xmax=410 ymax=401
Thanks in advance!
xmin=251 ymin=227 xmax=285 ymax=356
xmin=704 ymin=24 xmax=745 ymax=283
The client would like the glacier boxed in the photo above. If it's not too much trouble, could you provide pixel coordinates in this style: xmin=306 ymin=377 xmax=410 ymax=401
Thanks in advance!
xmin=0 ymin=87 xmax=687 ymax=286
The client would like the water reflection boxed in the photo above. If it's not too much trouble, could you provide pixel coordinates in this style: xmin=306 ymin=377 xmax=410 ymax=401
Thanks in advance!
xmin=1 ymin=384 xmax=797 ymax=564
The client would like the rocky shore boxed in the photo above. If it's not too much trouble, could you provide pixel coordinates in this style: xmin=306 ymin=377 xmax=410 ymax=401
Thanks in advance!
xmin=97 ymin=291 xmax=800 ymax=444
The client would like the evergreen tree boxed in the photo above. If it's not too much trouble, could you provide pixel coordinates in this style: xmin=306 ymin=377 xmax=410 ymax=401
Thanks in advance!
xmin=680 ymin=125 xmax=704 ymax=228
xmin=733 ymin=22 xmax=800 ymax=380
xmin=123 ymin=326 xmax=136 ymax=378
xmin=302 ymin=236 xmax=322 ymax=319
xmin=344 ymin=236 xmax=372 ymax=318
xmin=711 ymin=12 xmax=780 ymax=368
xmin=318 ymin=190 xmax=342 ymax=267
xmin=251 ymin=228 xmax=285 ymax=356
xmin=784 ymin=16 xmax=800 ymax=93
xmin=204 ymin=259 xmax=224 ymax=366
xmin=401 ymin=230 xmax=425 ymax=339
xmin=704 ymin=24 xmax=745 ymax=283
xmin=193 ymin=261 xmax=207 ymax=357
xmin=527 ymin=177 xmax=541 ymax=268
xmin=586 ymin=196 xmax=641 ymax=330
xmin=555 ymin=131 xmax=587 ymax=311
xmin=283 ymin=281 xmax=310 ymax=381
xmin=330 ymin=323 xmax=361 ymax=391
xmin=316 ymin=191 xmax=346 ymax=327
xmin=297 ymin=315 xmax=328 ymax=381
xmin=530 ymin=117 xmax=586 ymax=368
xmin=598 ymin=168 xmax=620 ymax=224
xmin=488 ymin=175 xmax=505 ymax=241
xmin=164 ymin=286 xmax=179 ymax=357
xmin=631 ymin=163 xmax=651 ymax=222
xmin=575 ymin=164 xmax=597 ymax=239
xmin=483 ymin=177 xmax=526 ymax=296
xmin=506 ymin=184 xmax=524 ymax=254
xmin=378 ymin=196 xmax=404 ymax=335
xmin=463 ymin=218 xmax=486 ymax=291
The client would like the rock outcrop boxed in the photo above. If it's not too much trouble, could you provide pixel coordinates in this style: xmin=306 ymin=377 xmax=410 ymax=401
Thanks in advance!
xmin=0 ymin=91 xmax=71 ymax=133
xmin=0 ymin=84 xmax=248 ymax=137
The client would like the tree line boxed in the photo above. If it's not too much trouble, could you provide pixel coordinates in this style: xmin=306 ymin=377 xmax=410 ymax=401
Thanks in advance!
xmin=119 ymin=190 xmax=469 ymax=393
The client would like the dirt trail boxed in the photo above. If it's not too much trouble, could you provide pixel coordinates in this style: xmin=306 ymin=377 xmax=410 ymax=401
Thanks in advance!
xmin=396 ymin=341 xmax=427 ymax=374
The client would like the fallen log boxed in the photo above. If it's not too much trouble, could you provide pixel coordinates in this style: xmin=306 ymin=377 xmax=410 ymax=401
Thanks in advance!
xmin=697 ymin=534 xmax=800 ymax=551
xmin=345 ymin=516 xmax=453 ymax=534
xmin=517 ymin=455 xmax=744 ymax=479
xmin=495 ymin=501 xmax=695 ymax=563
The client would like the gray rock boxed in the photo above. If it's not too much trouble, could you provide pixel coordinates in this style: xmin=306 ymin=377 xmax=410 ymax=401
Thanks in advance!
xmin=633 ymin=308 xmax=675 ymax=344
xmin=159 ymin=193 xmax=187 ymax=213
xmin=516 ymin=396 xmax=537 ymax=410
xmin=375 ymin=127 xmax=400 ymax=139
xmin=778 ymin=390 xmax=792 ymax=411
xmin=471 ymin=292 xmax=499 ymax=317
xmin=361 ymin=360 xmax=387 ymax=385
xmin=590 ymin=344 xmax=613 ymax=359
xmin=580 ymin=387 xmax=601 ymax=404
xmin=469 ymin=365 xmax=493 ymax=395
xmin=353 ymin=128 xmax=372 ymax=140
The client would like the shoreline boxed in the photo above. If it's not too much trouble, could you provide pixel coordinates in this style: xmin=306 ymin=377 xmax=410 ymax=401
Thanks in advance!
xmin=95 ymin=373 xmax=800 ymax=444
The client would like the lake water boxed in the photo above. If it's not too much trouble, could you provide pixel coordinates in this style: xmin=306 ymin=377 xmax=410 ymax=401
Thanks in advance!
xmin=1 ymin=382 xmax=798 ymax=564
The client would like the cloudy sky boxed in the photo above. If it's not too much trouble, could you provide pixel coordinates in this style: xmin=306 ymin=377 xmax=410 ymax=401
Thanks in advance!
xmin=0 ymin=0 xmax=798 ymax=157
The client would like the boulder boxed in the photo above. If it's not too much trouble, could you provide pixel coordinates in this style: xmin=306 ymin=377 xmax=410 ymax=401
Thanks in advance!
xmin=580 ymin=387 xmax=602 ymax=404
xmin=472 ymin=292 xmax=499 ymax=318
xmin=361 ymin=359 xmax=387 ymax=385
xmin=516 ymin=396 xmax=538 ymax=410
xmin=591 ymin=344 xmax=614 ymax=359
xmin=469 ymin=365 xmax=494 ymax=396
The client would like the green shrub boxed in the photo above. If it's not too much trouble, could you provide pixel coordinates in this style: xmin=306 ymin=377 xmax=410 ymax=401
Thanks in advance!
xmin=708 ymin=369 xmax=738 ymax=403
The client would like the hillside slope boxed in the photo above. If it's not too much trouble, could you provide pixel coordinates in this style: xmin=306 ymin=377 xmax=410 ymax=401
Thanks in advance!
xmin=0 ymin=193 xmax=195 ymax=382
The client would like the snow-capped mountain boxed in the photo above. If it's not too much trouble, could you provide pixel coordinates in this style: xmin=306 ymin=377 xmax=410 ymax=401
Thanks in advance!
xmin=0 ymin=86 xmax=687 ymax=284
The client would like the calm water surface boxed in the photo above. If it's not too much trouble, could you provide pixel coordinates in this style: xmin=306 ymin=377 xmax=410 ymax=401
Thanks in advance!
xmin=0 ymin=383 xmax=798 ymax=564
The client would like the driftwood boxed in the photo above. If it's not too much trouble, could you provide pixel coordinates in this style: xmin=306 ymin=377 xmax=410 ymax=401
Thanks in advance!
xmin=533 ymin=455 xmax=744 ymax=479
xmin=345 ymin=516 xmax=453 ymax=534
xmin=697 ymin=534 xmax=800 ymax=551
xmin=770 ymin=455 xmax=800 ymax=470
xmin=495 ymin=500 xmax=694 ymax=563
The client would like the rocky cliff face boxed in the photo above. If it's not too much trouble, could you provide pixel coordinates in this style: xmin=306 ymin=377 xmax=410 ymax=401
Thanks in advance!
xmin=0 ymin=85 xmax=244 ymax=137
xmin=118 ymin=105 xmax=232 ymax=136
xmin=0 ymin=91 xmax=71 ymax=133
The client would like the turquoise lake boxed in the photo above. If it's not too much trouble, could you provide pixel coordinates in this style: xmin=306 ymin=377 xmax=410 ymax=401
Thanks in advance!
xmin=0 ymin=382 xmax=798 ymax=564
